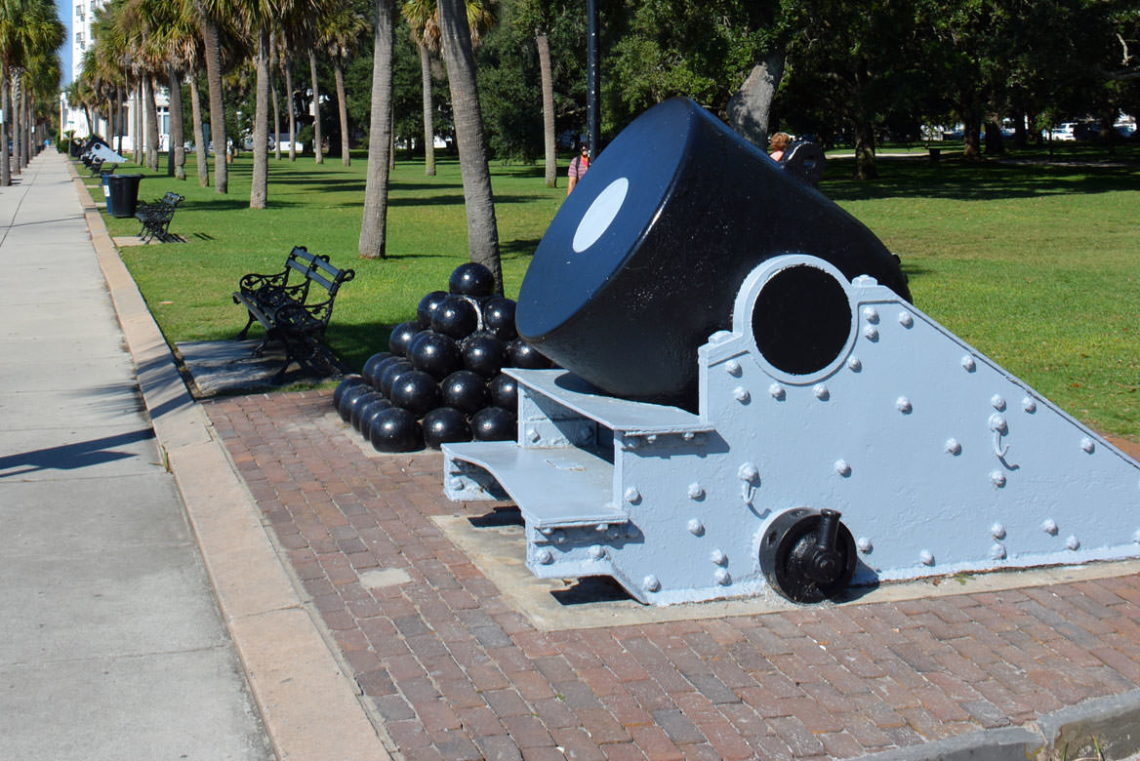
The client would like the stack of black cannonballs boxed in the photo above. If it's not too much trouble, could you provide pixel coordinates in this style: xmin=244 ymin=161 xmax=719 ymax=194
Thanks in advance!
xmin=332 ymin=262 xmax=553 ymax=453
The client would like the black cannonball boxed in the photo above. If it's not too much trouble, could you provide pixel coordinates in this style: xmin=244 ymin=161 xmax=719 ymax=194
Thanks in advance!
xmin=338 ymin=383 xmax=374 ymax=423
xmin=507 ymin=339 xmax=552 ymax=369
xmin=422 ymin=406 xmax=473 ymax=449
xmin=440 ymin=370 xmax=491 ymax=415
xmin=388 ymin=321 xmax=421 ymax=357
xmin=333 ymin=375 xmax=368 ymax=411
xmin=389 ymin=369 xmax=442 ymax=417
xmin=461 ymin=331 xmax=508 ymax=378
xmin=430 ymin=295 xmax=480 ymax=340
xmin=358 ymin=396 xmax=395 ymax=439
xmin=361 ymin=352 xmax=393 ymax=388
xmin=449 ymin=262 xmax=496 ymax=297
xmin=471 ymin=406 xmax=517 ymax=442
xmin=408 ymin=330 xmax=463 ymax=380
xmin=368 ymin=407 xmax=424 ymax=452
xmin=481 ymin=297 xmax=517 ymax=341
xmin=416 ymin=290 xmax=449 ymax=328
xmin=488 ymin=373 xmax=518 ymax=411
xmin=351 ymin=391 xmax=387 ymax=432
xmin=377 ymin=358 xmax=413 ymax=397
xmin=364 ymin=355 xmax=400 ymax=389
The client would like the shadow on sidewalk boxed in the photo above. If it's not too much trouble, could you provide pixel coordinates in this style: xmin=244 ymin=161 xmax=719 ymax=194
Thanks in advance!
xmin=0 ymin=428 xmax=156 ymax=477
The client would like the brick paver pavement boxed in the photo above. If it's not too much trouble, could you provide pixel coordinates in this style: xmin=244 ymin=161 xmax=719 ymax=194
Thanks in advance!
xmin=206 ymin=390 xmax=1140 ymax=761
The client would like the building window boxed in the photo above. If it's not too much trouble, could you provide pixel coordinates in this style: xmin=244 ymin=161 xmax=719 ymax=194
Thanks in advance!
xmin=75 ymin=3 xmax=84 ymax=19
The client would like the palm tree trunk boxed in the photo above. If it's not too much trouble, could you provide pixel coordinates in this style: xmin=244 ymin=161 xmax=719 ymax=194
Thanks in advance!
xmin=309 ymin=50 xmax=323 ymax=164
xmin=334 ymin=58 xmax=350 ymax=166
xmin=536 ymin=32 xmax=555 ymax=187
xmin=251 ymin=26 xmax=271 ymax=209
xmin=358 ymin=0 xmax=396 ymax=259
xmin=144 ymin=76 xmax=160 ymax=171
xmin=200 ymin=12 xmax=228 ymax=193
xmin=168 ymin=65 xmax=186 ymax=180
xmin=284 ymin=61 xmax=297 ymax=161
xmin=113 ymin=87 xmax=122 ymax=154
xmin=134 ymin=82 xmax=143 ymax=162
xmin=18 ymin=84 xmax=27 ymax=169
xmin=437 ymin=0 xmax=502 ymax=289
xmin=418 ymin=42 xmax=434 ymax=176
xmin=1 ymin=67 xmax=10 ymax=186
xmin=270 ymin=31 xmax=281 ymax=161
xmin=188 ymin=73 xmax=208 ymax=187
xmin=12 ymin=71 xmax=22 ymax=175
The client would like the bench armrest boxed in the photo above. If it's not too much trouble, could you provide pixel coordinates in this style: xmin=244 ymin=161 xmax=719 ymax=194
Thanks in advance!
xmin=238 ymin=269 xmax=290 ymax=293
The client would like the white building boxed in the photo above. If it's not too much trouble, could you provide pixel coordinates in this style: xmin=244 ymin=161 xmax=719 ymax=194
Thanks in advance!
xmin=59 ymin=0 xmax=170 ymax=152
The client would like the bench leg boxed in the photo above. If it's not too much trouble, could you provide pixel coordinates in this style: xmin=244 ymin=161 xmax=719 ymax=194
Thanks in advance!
xmin=236 ymin=312 xmax=257 ymax=341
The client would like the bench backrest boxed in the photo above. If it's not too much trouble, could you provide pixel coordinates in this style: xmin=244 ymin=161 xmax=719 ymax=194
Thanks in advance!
xmin=284 ymin=246 xmax=355 ymax=301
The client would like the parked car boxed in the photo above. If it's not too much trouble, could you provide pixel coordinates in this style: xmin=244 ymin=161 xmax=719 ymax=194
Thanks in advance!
xmin=1050 ymin=123 xmax=1078 ymax=141
xmin=273 ymin=134 xmax=304 ymax=152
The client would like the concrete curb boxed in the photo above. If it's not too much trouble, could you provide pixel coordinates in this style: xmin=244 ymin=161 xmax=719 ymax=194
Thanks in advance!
xmin=852 ymin=690 xmax=1140 ymax=760
xmin=70 ymin=165 xmax=393 ymax=761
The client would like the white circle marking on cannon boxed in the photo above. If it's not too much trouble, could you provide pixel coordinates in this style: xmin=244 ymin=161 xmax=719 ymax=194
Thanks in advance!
xmin=572 ymin=177 xmax=630 ymax=253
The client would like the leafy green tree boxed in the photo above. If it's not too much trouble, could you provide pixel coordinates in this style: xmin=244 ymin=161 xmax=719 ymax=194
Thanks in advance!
xmin=607 ymin=0 xmax=787 ymax=147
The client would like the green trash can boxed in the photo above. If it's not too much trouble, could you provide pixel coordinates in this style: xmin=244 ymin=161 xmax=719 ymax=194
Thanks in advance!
xmin=107 ymin=174 xmax=143 ymax=218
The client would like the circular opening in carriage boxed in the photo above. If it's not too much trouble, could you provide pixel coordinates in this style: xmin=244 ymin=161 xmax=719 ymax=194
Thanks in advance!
xmin=751 ymin=264 xmax=853 ymax=376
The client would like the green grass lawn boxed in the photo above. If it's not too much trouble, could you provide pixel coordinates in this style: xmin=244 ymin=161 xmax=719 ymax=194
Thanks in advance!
xmin=85 ymin=146 xmax=1139 ymax=441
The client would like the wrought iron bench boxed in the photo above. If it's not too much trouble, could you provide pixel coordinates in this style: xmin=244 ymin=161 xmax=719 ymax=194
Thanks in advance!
xmin=87 ymin=157 xmax=117 ymax=177
xmin=135 ymin=192 xmax=184 ymax=243
xmin=232 ymin=246 xmax=355 ymax=382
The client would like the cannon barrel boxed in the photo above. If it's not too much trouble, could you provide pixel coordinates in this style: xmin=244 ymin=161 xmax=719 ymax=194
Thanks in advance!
xmin=517 ymin=97 xmax=909 ymax=411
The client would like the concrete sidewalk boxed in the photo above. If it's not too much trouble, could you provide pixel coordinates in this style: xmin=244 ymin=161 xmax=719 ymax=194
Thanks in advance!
xmin=0 ymin=151 xmax=389 ymax=761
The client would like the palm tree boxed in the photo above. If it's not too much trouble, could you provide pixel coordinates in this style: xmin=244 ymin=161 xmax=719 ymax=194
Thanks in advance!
xmin=358 ymin=0 xmax=397 ymax=259
xmin=318 ymin=1 xmax=368 ymax=166
xmin=182 ymin=0 xmax=230 ymax=192
xmin=0 ymin=0 xmax=64 ymax=184
xmin=308 ymin=49 xmax=324 ymax=163
xmin=402 ymin=0 xmax=493 ymax=177
xmin=242 ymin=0 xmax=329 ymax=208
xmin=436 ymin=0 xmax=501 ymax=288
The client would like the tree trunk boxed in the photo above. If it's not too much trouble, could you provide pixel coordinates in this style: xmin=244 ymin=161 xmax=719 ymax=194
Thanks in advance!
xmin=437 ymin=0 xmax=502 ymax=290
xmin=418 ymin=42 xmax=435 ymax=176
xmin=12 ymin=71 xmax=22 ymax=175
xmin=334 ymin=58 xmax=350 ymax=166
xmin=271 ymin=31 xmax=281 ymax=161
xmin=727 ymin=53 xmax=785 ymax=150
xmin=536 ymin=32 xmax=556 ymax=188
xmin=285 ymin=61 xmax=297 ymax=161
xmin=113 ymin=87 xmax=123 ymax=154
xmin=853 ymin=120 xmax=878 ymax=180
xmin=983 ymin=118 xmax=1004 ymax=155
xmin=201 ymin=12 xmax=228 ymax=192
xmin=251 ymin=26 xmax=271 ymax=209
xmin=144 ymin=76 xmax=160 ymax=171
xmin=168 ymin=65 xmax=186 ymax=180
xmin=1 ymin=67 xmax=10 ymax=186
xmin=134 ymin=82 xmax=143 ymax=162
xmin=309 ymin=50 xmax=324 ymax=164
xmin=188 ymin=73 xmax=209 ymax=186
xmin=358 ymin=0 xmax=396 ymax=259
